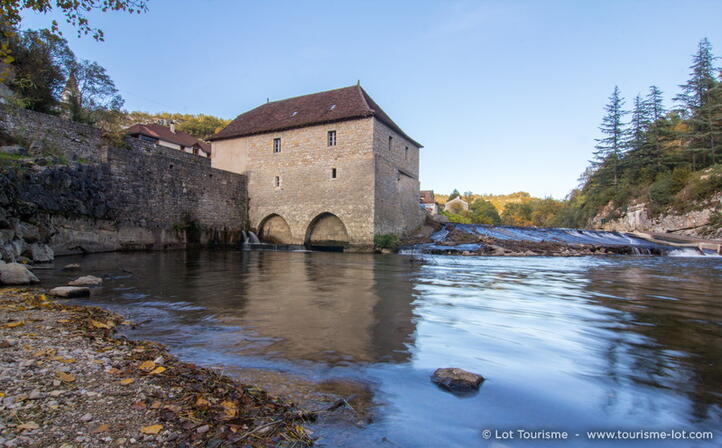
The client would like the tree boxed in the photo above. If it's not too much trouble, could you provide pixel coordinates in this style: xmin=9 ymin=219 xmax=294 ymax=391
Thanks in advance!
xmin=6 ymin=29 xmax=74 ymax=113
xmin=1 ymin=0 xmax=147 ymax=80
xmin=63 ymin=59 xmax=124 ymax=125
xmin=469 ymin=198 xmax=501 ymax=225
xmin=675 ymin=38 xmax=720 ymax=168
xmin=448 ymin=189 xmax=461 ymax=201
xmin=646 ymin=85 xmax=666 ymax=122
xmin=593 ymin=86 xmax=627 ymax=186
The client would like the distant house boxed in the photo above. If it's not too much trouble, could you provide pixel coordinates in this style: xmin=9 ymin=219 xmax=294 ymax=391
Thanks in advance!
xmin=444 ymin=197 xmax=469 ymax=214
xmin=125 ymin=123 xmax=211 ymax=158
xmin=420 ymin=190 xmax=439 ymax=214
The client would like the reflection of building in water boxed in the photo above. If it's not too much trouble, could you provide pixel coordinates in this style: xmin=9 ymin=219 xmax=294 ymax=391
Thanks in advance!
xmin=585 ymin=263 xmax=722 ymax=422
xmin=223 ymin=252 xmax=418 ymax=365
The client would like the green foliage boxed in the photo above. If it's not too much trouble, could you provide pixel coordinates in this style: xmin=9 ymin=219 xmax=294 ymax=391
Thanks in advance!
xmin=374 ymin=234 xmax=400 ymax=250
xmin=559 ymin=38 xmax=722 ymax=226
xmin=469 ymin=198 xmax=501 ymax=225
xmin=121 ymin=111 xmax=231 ymax=140
xmin=448 ymin=189 xmax=461 ymax=201
xmin=440 ymin=210 xmax=472 ymax=224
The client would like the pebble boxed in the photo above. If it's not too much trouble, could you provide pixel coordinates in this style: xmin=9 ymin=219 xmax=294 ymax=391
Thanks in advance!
xmin=28 ymin=390 xmax=41 ymax=400
xmin=196 ymin=425 xmax=210 ymax=434
xmin=80 ymin=413 xmax=93 ymax=422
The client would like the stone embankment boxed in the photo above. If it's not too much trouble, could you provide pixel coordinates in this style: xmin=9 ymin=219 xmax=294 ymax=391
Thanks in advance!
xmin=0 ymin=105 xmax=248 ymax=264
xmin=0 ymin=289 xmax=314 ymax=447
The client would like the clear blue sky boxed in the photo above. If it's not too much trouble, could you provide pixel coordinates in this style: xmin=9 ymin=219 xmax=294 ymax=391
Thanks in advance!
xmin=21 ymin=0 xmax=722 ymax=198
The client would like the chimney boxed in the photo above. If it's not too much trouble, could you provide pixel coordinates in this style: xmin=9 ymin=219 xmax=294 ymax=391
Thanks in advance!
xmin=169 ymin=121 xmax=176 ymax=133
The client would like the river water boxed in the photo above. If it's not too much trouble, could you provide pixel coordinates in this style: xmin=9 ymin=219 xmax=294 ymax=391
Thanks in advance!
xmin=40 ymin=250 xmax=721 ymax=447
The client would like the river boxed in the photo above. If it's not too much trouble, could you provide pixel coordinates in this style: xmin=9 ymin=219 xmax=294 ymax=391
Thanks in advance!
xmin=39 ymin=250 xmax=722 ymax=447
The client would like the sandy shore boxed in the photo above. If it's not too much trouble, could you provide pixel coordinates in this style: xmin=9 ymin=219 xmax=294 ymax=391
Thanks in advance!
xmin=0 ymin=288 xmax=313 ymax=447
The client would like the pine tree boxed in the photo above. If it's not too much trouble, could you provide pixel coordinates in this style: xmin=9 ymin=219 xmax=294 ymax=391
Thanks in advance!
xmin=675 ymin=38 xmax=720 ymax=168
xmin=593 ymin=86 xmax=627 ymax=186
xmin=625 ymin=94 xmax=652 ymax=172
xmin=645 ymin=85 xmax=665 ymax=122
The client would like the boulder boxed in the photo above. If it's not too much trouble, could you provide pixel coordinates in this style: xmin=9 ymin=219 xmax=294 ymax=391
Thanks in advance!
xmin=30 ymin=243 xmax=54 ymax=263
xmin=0 ymin=263 xmax=40 ymax=285
xmin=62 ymin=263 xmax=81 ymax=271
xmin=49 ymin=286 xmax=90 ymax=298
xmin=431 ymin=368 xmax=484 ymax=393
xmin=68 ymin=275 xmax=102 ymax=286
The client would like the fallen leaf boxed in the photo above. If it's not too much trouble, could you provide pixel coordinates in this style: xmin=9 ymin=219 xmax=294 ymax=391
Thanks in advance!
xmin=121 ymin=320 xmax=131 ymax=325
xmin=18 ymin=422 xmax=39 ymax=430
xmin=55 ymin=371 xmax=76 ymax=383
xmin=91 ymin=424 xmax=109 ymax=434
xmin=5 ymin=321 xmax=25 ymax=328
xmin=90 ymin=320 xmax=110 ymax=329
xmin=0 ymin=392 xmax=5 ymax=397
xmin=150 ymin=366 xmax=166 ymax=375
xmin=52 ymin=356 xmax=76 ymax=364
xmin=221 ymin=400 xmax=238 ymax=418
xmin=33 ymin=348 xmax=56 ymax=358
xmin=140 ymin=424 xmax=163 ymax=435
xmin=138 ymin=361 xmax=155 ymax=372
xmin=195 ymin=397 xmax=209 ymax=407
xmin=120 ymin=378 xmax=135 ymax=385
xmin=150 ymin=400 xmax=161 ymax=409
xmin=107 ymin=367 xmax=122 ymax=375
xmin=57 ymin=319 xmax=70 ymax=323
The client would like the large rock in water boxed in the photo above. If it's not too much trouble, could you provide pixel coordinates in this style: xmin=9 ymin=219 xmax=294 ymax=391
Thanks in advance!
xmin=30 ymin=243 xmax=54 ymax=263
xmin=68 ymin=275 xmax=102 ymax=286
xmin=49 ymin=286 xmax=90 ymax=298
xmin=0 ymin=263 xmax=40 ymax=285
xmin=431 ymin=368 xmax=484 ymax=392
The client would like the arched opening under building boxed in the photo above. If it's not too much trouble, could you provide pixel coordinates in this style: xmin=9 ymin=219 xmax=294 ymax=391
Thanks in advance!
xmin=305 ymin=213 xmax=349 ymax=252
xmin=258 ymin=214 xmax=293 ymax=245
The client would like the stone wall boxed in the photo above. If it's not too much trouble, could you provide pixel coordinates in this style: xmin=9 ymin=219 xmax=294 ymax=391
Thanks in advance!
xmin=0 ymin=105 xmax=248 ymax=262
xmin=372 ymin=119 xmax=423 ymax=236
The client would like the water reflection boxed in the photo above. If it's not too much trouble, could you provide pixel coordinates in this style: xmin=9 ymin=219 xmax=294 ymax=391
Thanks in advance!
xmin=37 ymin=251 xmax=722 ymax=447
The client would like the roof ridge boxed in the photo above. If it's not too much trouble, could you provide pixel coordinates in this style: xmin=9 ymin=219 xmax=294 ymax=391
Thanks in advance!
xmin=267 ymin=84 xmax=358 ymax=105
xmin=356 ymin=85 xmax=374 ymax=114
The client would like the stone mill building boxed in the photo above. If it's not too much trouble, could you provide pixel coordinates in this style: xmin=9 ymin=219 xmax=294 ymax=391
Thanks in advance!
xmin=209 ymin=85 xmax=423 ymax=250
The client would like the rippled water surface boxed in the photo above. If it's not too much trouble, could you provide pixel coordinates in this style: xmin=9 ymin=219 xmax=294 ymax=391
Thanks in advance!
xmin=40 ymin=251 xmax=722 ymax=447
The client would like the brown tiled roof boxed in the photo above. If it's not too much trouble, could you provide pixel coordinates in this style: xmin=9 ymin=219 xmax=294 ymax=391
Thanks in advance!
xmin=209 ymin=85 xmax=422 ymax=147
xmin=126 ymin=123 xmax=210 ymax=154
xmin=420 ymin=190 xmax=435 ymax=204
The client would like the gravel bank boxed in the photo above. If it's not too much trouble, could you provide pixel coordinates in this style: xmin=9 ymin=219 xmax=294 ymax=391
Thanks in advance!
xmin=0 ymin=289 xmax=313 ymax=447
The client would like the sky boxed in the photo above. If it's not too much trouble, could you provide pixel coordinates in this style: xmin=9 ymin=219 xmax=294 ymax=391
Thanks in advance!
xmin=20 ymin=0 xmax=722 ymax=198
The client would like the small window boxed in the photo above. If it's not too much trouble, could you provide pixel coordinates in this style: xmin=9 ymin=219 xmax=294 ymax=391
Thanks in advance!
xmin=331 ymin=168 xmax=337 ymax=179
xmin=274 ymin=176 xmax=280 ymax=187
xmin=273 ymin=138 xmax=281 ymax=153
xmin=193 ymin=147 xmax=199 ymax=156
xmin=328 ymin=130 xmax=336 ymax=147
xmin=404 ymin=146 xmax=408 ymax=160
xmin=388 ymin=136 xmax=393 ymax=151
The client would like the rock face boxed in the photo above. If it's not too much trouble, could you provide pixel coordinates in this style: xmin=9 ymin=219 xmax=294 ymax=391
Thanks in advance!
xmin=30 ymin=243 xmax=54 ymax=263
xmin=431 ymin=368 xmax=484 ymax=393
xmin=593 ymin=199 xmax=722 ymax=239
xmin=49 ymin=286 xmax=91 ymax=298
xmin=0 ymin=263 xmax=40 ymax=285
xmin=68 ymin=275 xmax=102 ymax=286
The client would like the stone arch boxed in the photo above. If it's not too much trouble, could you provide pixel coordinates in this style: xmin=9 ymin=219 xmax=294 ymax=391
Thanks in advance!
xmin=258 ymin=214 xmax=293 ymax=244
xmin=305 ymin=212 xmax=350 ymax=250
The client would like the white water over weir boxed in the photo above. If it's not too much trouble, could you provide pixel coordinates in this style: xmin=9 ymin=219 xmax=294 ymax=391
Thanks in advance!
xmin=407 ymin=224 xmax=720 ymax=257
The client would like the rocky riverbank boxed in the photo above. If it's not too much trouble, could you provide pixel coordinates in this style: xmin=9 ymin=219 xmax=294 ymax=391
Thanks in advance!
xmin=0 ymin=289 xmax=313 ymax=447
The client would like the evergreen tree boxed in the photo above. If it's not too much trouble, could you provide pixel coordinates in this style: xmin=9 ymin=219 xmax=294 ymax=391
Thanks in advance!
xmin=448 ymin=189 xmax=461 ymax=201
xmin=593 ymin=86 xmax=627 ymax=186
xmin=645 ymin=85 xmax=666 ymax=122
xmin=675 ymin=38 xmax=720 ymax=168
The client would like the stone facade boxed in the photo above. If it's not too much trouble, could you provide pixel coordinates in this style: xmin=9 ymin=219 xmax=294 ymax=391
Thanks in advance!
xmin=0 ymin=105 xmax=248 ymax=261
xmin=212 ymin=116 xmax=422 ymax=249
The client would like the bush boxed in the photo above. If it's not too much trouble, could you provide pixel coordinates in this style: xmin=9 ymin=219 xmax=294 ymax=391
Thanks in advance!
xmin=374 ymin=234 xmax=400 ymax=250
